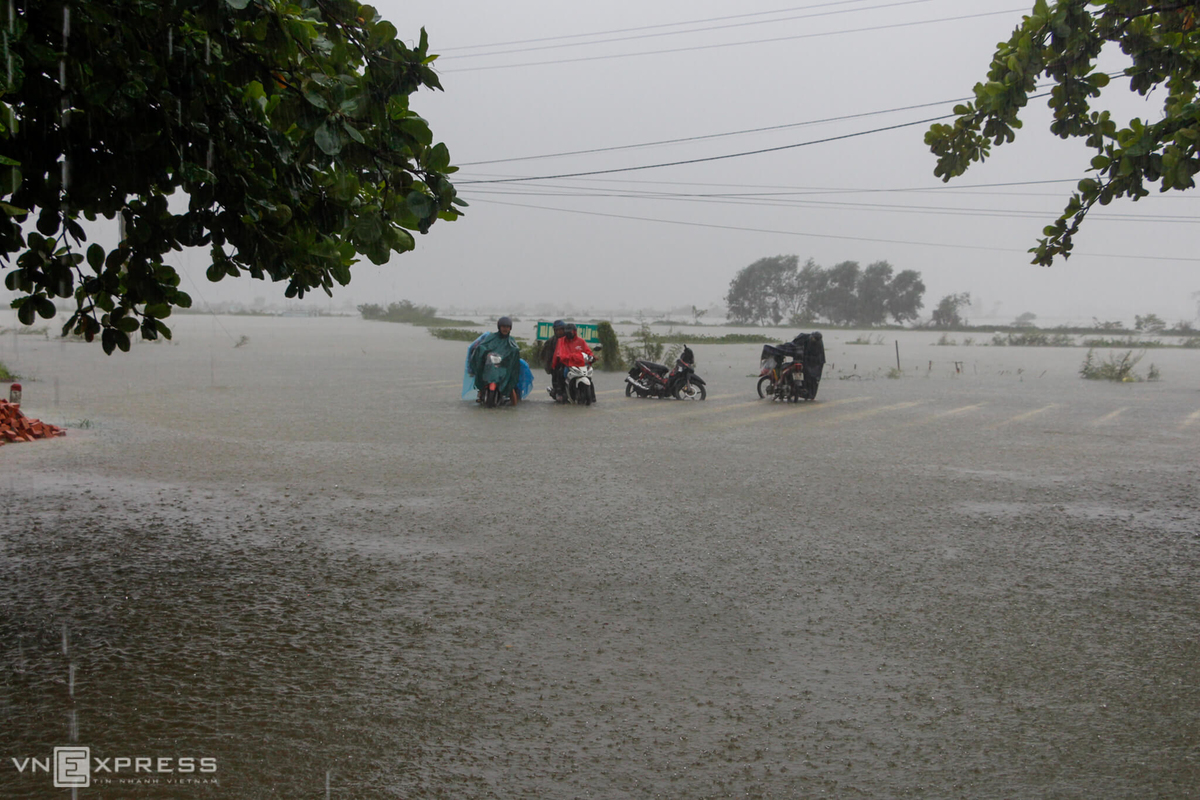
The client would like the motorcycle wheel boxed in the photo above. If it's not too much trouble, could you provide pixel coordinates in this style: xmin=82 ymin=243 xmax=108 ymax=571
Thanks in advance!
xmin=625 ymin=382 xmax=634 ymax=398
xmin=756 ymin=376 xmax=775 ymax=399
xmin=675 ymin=380 xmax=706 ymax=401
xmin=485 ymin=387 xmax=498 ymax=408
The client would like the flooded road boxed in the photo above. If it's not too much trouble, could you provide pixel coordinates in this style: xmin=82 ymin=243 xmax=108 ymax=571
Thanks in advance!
xmin=2 ymin=316 xmax=1199 ymax=798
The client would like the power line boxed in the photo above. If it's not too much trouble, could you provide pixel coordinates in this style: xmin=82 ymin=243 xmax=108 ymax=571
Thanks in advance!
xmin=439 ymin=0 xmax=888 ymax=52
xmin=462 ymin=174 xmax=1084 ymax=194
xmin=454 ymin=76 xmax=1126 ymax=168
xmin=443 ymin=0 xmax=940 ymax=60
xmin=465 ymin=184 xmax=1200 ymax=224
xmin=440 ymin=9 xmax=1026 ymax=73
xmin=457 ymin=96 xmax=976 ymax=167
xmin=467 ymin=197 xmax=1200 ymax=263
xmin=457 ymin=115 xmax=953 ymax=185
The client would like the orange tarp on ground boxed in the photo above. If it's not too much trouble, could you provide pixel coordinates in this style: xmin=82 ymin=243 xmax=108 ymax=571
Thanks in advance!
xmin=0 ymin=399 xmax=66 ymax=445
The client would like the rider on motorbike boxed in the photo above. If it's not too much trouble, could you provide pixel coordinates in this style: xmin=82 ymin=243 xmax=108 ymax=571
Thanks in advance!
xmin=543 ymin=319 xmax=568 ymax=400
xmin=552 ymin=323 xmax=596 ymax=404
xmin=468 ymin=316 xmax=522 ymax=403
xmin=552 ymin=323 xmax=594 ymax=378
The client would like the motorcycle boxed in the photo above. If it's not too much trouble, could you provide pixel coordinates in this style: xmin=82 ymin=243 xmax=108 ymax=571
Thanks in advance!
xmin=625 ymin=345 xmax=707 ymax=400
xmin=757 ymin=343 xmax=804 ymax=402
xmin=479 ymin=351 xmax=518 ymax=407
xmin=756 ymin=333 xmax=824 ymax=402
xmin=463 ymin=334 xmax=534 ymax=408
xmin=563 ymin=356 xmax=597 ymax=405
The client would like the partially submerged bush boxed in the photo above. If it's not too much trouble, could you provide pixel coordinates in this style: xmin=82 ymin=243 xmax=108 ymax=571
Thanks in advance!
xmin=359 ymin=301 xmax=473 ymax=326
xmin=622 ymin=323 xmax=664 ymax=365
xmin=428 ymin=327 xmax=484 ymax=342
xmin=991 ymin=331 xmax=1074 ymax=346
xmin=1079 ymin=349 xmax=1146 ymax=382
xmin=596 ymin=321 xmax=624 ymax=371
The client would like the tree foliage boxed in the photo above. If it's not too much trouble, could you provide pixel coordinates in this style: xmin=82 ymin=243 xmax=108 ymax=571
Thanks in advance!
xmin=926 ymin=0 xmax=1200 ymax=265
xmin=930 ymin=292 xmax=972 ymax=329
xmin=724 ymin=255 xmax=800 ymax=326
xmin=725 ymin=255 xmax=925 ymax=326
xmin=1 ymin=0 xmax=462 ymax=352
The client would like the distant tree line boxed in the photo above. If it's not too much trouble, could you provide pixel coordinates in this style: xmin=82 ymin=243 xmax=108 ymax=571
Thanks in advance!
xmin=357 ymin=300 xmax=470 ymax=326
xmin=358 ymin=300 xmax=439 ymax=323
xmin=725 ymin=256 xmax=925 ymax=326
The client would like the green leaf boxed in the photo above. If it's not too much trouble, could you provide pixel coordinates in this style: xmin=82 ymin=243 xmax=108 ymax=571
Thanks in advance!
xmin=87 ymin=244 xmax=105 ymax=272
xmin=406 ymin=191 xmax=436 ymax=219
xmin=368 ymin=20 xmax=397 ymax=50
xmin=314 ymin=120 xmax=343 ymax=155
xmin=34 ymin=297 xmax=57 ymax=318
xmin=353 ymin=212 xmax=384 ymax=243
xmin=398 ymin=115 xmax=433 ymax=145
xmin=427 ymin=142 xmax=451 ymax=172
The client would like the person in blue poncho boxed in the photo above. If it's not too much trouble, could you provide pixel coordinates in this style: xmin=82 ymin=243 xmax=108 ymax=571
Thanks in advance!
xmin=467 ymin=316 xmax=523 ymax=405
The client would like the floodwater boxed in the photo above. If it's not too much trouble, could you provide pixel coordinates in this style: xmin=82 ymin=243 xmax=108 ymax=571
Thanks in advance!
xmin=2 ymin=314 xmax=1199 ymax=798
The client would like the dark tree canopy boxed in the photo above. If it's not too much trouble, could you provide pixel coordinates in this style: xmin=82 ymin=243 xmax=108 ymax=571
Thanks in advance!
xmin=725 ymin=255 xmax=924 ymax=326
xmin=1 ymin=0 xmax=462 ymax=352
xmin=724 ymin=255 xmax=800 ymax=326
xmin=930 ymin=292 xmax=972 ymax=329
xmin=926 ymin=0 xmax=1200 ymax=265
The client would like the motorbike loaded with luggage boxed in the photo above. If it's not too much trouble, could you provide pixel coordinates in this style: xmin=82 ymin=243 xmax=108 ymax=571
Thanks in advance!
xmin=757 ymin=332 xmax=825 ymax=402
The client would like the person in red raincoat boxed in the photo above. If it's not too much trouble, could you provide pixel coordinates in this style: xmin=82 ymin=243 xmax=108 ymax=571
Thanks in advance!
xmin=551 ymin=324 xmax=594 ymax=398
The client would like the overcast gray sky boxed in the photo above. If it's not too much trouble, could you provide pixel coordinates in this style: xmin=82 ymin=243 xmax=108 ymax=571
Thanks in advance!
xmin=90 ymin=1 xmax=1200 ymax=324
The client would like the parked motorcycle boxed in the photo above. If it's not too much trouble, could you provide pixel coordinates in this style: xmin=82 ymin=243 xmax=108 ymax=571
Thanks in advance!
xmin=625 ymin=345 xmax=707 ymax=400
xmin=756 ymin=333 xmax=824 ymax=402
xmin=757 ymin=343 xmax=804 ymax=401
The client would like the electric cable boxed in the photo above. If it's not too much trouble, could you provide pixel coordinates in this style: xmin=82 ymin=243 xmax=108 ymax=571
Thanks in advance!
xmin=466 ymin=197 xmax=1200 ymax=263
xmin=440 ymin=9 xmax=1026 ymax=73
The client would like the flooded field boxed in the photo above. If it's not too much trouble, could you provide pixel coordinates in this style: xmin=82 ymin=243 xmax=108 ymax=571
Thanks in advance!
xmin=2 ymin=314 xmax=1199 ymax=798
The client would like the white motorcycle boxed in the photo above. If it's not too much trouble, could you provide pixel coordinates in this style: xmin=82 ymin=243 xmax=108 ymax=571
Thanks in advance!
xmin=564 ymin=356 xmax=597 ymax=406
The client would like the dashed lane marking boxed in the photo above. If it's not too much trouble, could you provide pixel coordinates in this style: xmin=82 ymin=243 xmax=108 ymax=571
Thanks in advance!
xmin=1091 ymin=407 xmax=1129 ymax=425
xmin=1180 ymin=409 xmax=1200 ymax=430
xmin=605 ymin=392 xmax=742 ymax=413
xmin=901 ymin=403 xmax=984 ymax=427
xmin=406 ymin=380 xmax=462 ymax=389
xmin=986 ymin=404 xmax=1059 ymax=429
xmin=811 ymin=400 xmax=925 ymax=426
xmin=705 ymin=396 xmax=873 ymax=429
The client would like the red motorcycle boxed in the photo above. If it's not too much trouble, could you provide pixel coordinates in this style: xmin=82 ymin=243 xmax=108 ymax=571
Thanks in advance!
xmin=625 ymin=346 xmax=707 ymax=400
xmin=757 ymin=334 xmax=824 ymax=402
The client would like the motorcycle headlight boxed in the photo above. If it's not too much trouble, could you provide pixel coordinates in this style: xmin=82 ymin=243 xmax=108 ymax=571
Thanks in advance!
xmin=487 ymin=352 xmax=503 ymax=365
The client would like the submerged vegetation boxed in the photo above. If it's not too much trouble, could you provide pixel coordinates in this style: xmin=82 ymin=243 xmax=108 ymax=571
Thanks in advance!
xmin=991 ymin=332 xmax=1075 ymax=347
xmin=358 ymin=301 xmax=473 ymax=326
xmin=1079 ymin=350 xmax=1151 ymax=382
xmin=427 ymin=327 xmax=483 ymax=342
